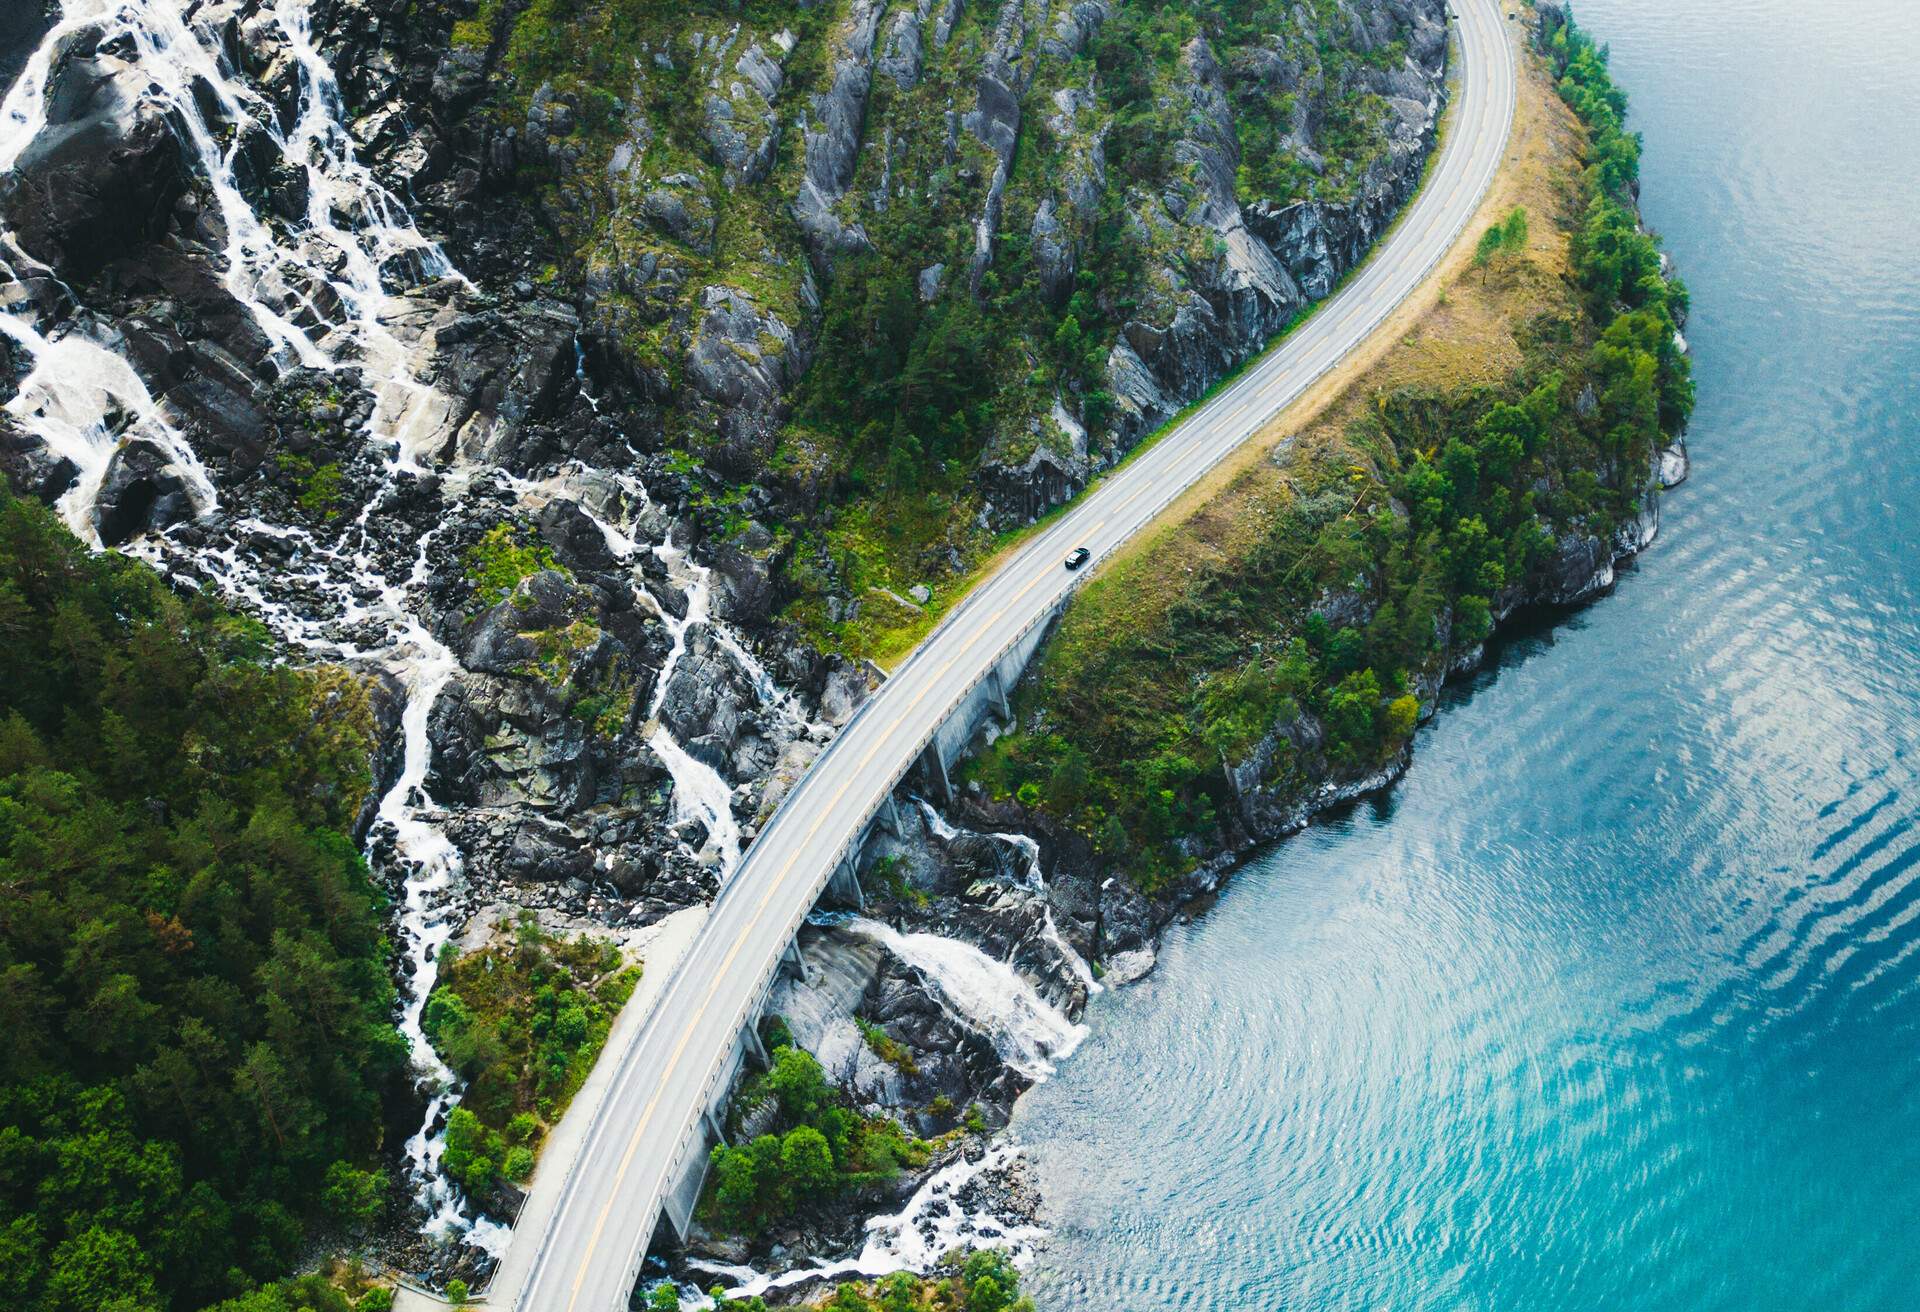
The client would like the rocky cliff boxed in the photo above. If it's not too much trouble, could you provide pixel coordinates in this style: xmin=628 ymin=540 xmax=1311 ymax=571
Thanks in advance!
xmin=0 ymin=0 xmax=1455 ymax=1287
xmin=0 ymin=0 xmax=1456 ymax=1075
xmin=304 ymin=0 xmax=1451 ymax=652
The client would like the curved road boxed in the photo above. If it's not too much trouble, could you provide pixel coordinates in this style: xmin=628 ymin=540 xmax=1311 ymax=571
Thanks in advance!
xmin=504 ymin=2 xmax=1515 ymax=1307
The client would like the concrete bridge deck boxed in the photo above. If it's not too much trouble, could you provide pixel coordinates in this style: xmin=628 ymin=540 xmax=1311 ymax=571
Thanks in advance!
xmin=494 ymin=2 xmax=1516 ymax=1305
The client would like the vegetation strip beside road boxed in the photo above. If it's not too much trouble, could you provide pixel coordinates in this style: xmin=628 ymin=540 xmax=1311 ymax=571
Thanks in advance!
xmin=969 ymin=3 xmax=1694 ymax=889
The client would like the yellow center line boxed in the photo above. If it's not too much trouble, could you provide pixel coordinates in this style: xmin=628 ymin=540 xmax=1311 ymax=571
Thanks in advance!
xmin=552 ymin=8 xmax=1515 ymax=1302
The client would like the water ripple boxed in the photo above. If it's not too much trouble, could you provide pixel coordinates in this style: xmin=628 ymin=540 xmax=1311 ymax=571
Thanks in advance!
xmin=1011 ymin=0 xmax=1920 ymax=1305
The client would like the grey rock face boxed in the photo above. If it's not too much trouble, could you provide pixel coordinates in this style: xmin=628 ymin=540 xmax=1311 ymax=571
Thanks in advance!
xmin=982 ymin=2 xmax=1446 ymax=523
xmin=639 ymin=175 xmax=716 ymax=254
xmin=960 ymin=0 xmax=1033 ymax=288
xmin=683 ymin=286 xmax=804 ymax=475
xmin=1 ymin=26 xmax=191 ymax=280
xmin=419 ymin=293 xmax=582 ymax=467
xmin=1244 ymin=58 xmax=1441 ymax=301
xmin=878 ymin=0 xmax=936 ymax=89
xmin=657 ymin=623 xmax=760 ymax=780
xmin=94 ymin=439 xmax=194 ymax=547
xmin=702 ymin=34 xmax=793 ymax=186
xmin=792 ymin=0 xmax=884 ymax=259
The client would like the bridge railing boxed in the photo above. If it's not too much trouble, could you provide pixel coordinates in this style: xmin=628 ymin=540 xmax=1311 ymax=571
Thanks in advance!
xmin=524 ymin=12 xmax=1515 ymax=1301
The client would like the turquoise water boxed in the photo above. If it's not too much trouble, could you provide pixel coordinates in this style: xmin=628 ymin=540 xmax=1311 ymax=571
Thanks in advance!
xmin=1014 ymin=1 xmax=1920 ymax=1307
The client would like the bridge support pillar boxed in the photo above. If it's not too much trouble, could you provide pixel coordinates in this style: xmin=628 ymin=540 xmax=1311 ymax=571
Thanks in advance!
xmin=656 ymin=1190 xmax=692 ymax=1250
xmin=740 ymin=1020 xmax=770 ymax=1070
xmin=780 ymin=936 xmax=809 ymax=983
xmin=879 ymin=792 xmax=903 ymax=836
xmin=987 ymin=668 xmax=1011 ymax=721
xmin=828 ymin=854 xmax=865 ymax=910
xmin=702 ymin=1107 xmax=729 ymax=1148
xmin=920 ymin=743 xmax=953 ymax=804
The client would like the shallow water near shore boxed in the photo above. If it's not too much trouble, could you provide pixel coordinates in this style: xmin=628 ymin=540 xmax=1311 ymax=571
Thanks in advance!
xmin=1013 ymin=1 xmax=1920 ymax=1307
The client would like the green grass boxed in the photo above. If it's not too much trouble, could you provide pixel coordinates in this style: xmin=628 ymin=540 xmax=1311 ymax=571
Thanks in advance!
xmin=422 ymin=914 xmax=640 ymax=1189
xmin=463 ymin=523 xmax=565 ymax=608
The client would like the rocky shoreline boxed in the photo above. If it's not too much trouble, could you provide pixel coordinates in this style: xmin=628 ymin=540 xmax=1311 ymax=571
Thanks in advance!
xmin=0 ymin=0 xmax=1500 ymax=1299
xmin=666 ymin=425 xmax=1690 ymax=1291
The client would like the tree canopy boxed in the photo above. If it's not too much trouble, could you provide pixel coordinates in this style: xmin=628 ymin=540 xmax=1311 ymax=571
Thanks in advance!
xmin=0 ymin=489 xmax=405 ymax=1311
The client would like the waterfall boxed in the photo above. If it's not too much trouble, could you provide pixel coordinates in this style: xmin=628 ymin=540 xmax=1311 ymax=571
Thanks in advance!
xmin=685 ymin=1140 xmax=1048 ymax=1304
xmin=0 ymin=0 xmax=805 ymax=1269
xmin=912 ymin=799 xmax=1102 ymax=996
xmin=0 ymin=254 xmax=218 ymax=544
xmin=506 ymin=438 xmax=818 ymax=889
xmin=846 ymin=918 xmax=1086 ymax=1080
xmin=642 ymin=533 xmax=746 ymax=873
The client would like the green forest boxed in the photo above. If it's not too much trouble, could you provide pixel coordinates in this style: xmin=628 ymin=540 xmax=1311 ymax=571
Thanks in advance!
xmin=0 ymin=490 xmax=405 ymax=1312
xmin=968 ymin=6 xmax=1694 ymax=888
xmin=702 ymin=1031 xmax=932 ymax=1237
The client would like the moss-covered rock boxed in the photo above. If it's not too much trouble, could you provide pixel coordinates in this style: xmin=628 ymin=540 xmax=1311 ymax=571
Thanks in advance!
xmin=390 ymin=0 xmax=1449 ymax=660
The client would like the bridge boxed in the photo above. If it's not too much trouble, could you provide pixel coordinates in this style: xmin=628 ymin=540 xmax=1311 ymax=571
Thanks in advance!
xmin=493 ymin=1 xmax=1516 ymax=1306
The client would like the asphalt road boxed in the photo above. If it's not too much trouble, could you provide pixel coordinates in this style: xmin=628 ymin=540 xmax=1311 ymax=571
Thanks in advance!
xmin=503 ymin=3 xmax=1515 ymax=1306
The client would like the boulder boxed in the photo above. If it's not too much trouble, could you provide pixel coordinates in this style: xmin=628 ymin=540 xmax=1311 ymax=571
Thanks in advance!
xmin=656 ymin=624 xmax=759 ymax=779
xmin=0 ymin=419 xmax=80 ymax=505
xmin=94 ymin=439 xmax=193 ymax=546
xmin=1 ymin=26 xmax=191 ymax=281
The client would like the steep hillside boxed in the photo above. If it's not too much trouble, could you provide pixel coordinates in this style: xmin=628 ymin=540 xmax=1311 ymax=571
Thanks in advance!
xmin=340 ymin=0 xmax=1450 ymax=657
xmin=939 ymin=2 xmax=1691 ymax=908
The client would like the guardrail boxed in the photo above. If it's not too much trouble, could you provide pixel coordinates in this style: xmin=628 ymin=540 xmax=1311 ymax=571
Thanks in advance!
xmin=513 ymin=4 xmax=1516 ymax=1303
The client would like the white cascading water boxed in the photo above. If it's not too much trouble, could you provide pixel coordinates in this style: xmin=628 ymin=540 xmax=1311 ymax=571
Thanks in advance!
xmin=682 ymin=1139 xmax=1048 ymax=1305
xmin=505 ymin=445 xmax=811 ymax=886
xmin=914 ymin=799 xmax=1102 ymax=997
xmin=0 ymin=0 xmax=753 ymax=1261
xmin=1 ymin=0 xmax=1053 ymax=1288
xmin=642 ymin=532 xmax=747 ymax=873
xmin=0 ymin=249 xmax=220 ymax=542
xmin=847 ymin=917 xmax=1086 ymax=1081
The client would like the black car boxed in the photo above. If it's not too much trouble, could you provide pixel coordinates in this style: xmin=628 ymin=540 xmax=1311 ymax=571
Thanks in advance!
xmin=1064 ymin=547 xmax=1091 ymax=570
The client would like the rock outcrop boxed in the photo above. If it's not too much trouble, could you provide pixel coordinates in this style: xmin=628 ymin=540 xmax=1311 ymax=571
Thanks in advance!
xmin=2 ymin=27 xmax=192 ymax=280
xmin=980 ymin=0 xmax=1448 ymax=522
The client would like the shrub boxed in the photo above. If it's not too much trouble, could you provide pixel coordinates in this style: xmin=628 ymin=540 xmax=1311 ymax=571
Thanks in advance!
xmin=1384 ymin=695 xmax=1421 ymax=743
xmin=780 ymin=1125 xmax=836 ymax=1195
xmin=321 ymin=1162 xmax=387 ymax=1230
xmin=701 ymin=1044 xmax=928 ymax=1236
xmin=463 ymin=524 xmax=562 ymax=608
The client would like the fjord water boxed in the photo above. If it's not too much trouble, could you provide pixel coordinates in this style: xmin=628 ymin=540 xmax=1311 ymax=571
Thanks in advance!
xmin=1015 ymin=1 xmax=1920 ymax=1306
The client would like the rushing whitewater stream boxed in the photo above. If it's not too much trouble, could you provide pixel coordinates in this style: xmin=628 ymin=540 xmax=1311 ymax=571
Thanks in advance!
xmin=0 ymin=0 xmax=793 ymax=1259
xmin=1012 ymin=1 xmax=1920 ymax=1308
